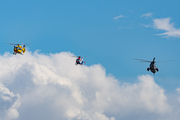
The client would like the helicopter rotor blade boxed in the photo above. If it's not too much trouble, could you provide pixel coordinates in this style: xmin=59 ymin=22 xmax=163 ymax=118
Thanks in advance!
xmin=6 ymin=43 xmax=31 ymax=46
xmin=83 ymin=56 xmax=90 ymax=58
xmin=6 ymin=43 xmax=19 ymax=45
xmin=72 ymin=55 xmax=89 ymax=58
xmin=133 ymin=58 xmax=151 ymax=62
xmin=156 ymin=60 xmax=175 ymax=63
xmin=23 ymin=43 xmax=31 ymax=45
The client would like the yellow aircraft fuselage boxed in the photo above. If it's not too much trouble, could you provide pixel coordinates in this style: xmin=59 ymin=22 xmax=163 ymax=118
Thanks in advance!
xmin=14 ymin=45 xmax=26 ymax=54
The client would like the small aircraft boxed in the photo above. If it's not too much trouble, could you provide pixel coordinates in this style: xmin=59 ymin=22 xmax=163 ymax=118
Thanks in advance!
xmin=133 ymin=57 xmax=174 ymax=74
xmin=7 ymin=43 xmax=29 ymax=55
xmin=73 ymin=56 xmax=87 ymax=65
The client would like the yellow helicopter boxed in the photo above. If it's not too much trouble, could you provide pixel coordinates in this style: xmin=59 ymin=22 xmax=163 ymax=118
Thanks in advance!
xmin=7 ymin=43 xmax=29 ymax=55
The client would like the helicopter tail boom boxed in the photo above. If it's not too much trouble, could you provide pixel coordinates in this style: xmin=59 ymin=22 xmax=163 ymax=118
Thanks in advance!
xmin=22 ymin=45 xmax=26 ymax=53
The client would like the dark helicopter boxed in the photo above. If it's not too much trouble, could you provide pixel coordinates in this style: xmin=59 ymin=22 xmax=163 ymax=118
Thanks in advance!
xmin=75 ymin=56 xmax=85 ymax=65
xmin=72 ymin=56 xmax=89 ymax=65
xmin=133 ymin=57 xmax=174 ymax=74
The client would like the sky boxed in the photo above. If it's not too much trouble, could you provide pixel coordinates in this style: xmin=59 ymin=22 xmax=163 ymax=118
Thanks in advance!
xmin=0 ymin=0 xmax=180 ymax=120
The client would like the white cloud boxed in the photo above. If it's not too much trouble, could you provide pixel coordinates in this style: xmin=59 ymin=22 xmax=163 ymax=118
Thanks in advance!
xmin=141 ymin=13 xmax=153 ymax=18
xmin=0 ymin=51 xmax=179 ymax=120
xmin=153 ymin=18 xmax=180 ymax=38
xmin=113 ymin=15 xmax=125 ymax=19
xmin=141 ymin=23 xmax=151 ymax=28
xmin=0 ymin=82 xmax=20 ymax=120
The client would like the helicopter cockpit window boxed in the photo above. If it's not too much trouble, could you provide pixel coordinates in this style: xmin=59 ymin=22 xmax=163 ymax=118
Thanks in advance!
xmin=16 ymin=47 xmax=20 ymax=50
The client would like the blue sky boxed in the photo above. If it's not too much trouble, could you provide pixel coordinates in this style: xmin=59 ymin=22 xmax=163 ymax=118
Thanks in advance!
xmin=0 ymin=0 xmax=180 ymax=93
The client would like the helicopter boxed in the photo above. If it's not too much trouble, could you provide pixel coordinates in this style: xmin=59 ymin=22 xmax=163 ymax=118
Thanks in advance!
xmin=73 ymin=56 xmax=88 ymax=65
xmin=133 ymin=57 xmax=174 ymax=74
xmin=7 ymin=43 xmax=29 ymax=55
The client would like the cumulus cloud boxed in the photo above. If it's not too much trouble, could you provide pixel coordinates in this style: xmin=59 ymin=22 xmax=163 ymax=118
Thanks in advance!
xmin=153 ymin=17 xmax=180 ymax=38
xmin=0 ymin=82 xmax=20 ymax=120
xmin=113 ymin=15 xmax=125 ymax=19
xmin=0 ymin=51 xmax=179 ymax=120
xmin=141 ymin=12 xmax=153 ymax=18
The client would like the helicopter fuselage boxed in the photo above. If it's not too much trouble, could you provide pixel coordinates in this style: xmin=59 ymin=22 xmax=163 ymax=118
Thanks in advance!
xmin=134 ymin=57 xmax=173 ymax=75
xmin=13 ymin=45 xmax=26 ymax=55
xmin=148 ymin=61 xmax=158 ymax=73
xmin=75 ymin=58 xmax=84 ymax=65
